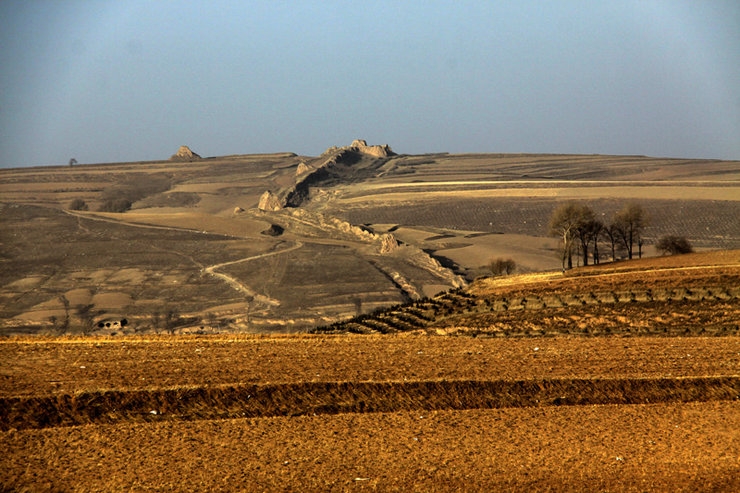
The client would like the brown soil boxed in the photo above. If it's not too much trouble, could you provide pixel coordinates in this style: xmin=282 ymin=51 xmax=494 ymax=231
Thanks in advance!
xmin=2 ymin=253 xmax=738 ymax=490
xmin=3 ymin=402 xmax=739 ymax=492
xmin=2 ymin=154 xmax=740 ymax=490
xmin=2 ymin=334 xmax=740 ymax=490
xmin=4 ymin=336 xmax=740 ymax=398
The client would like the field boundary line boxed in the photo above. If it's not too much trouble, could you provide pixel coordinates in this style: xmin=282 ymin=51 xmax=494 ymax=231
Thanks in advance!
xmin=3 ymin=376 xmax=739 ymax=430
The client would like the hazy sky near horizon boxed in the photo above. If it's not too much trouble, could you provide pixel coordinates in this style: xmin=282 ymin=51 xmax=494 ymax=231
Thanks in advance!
xmin=1 ymin=1 xmax=739 ymax=167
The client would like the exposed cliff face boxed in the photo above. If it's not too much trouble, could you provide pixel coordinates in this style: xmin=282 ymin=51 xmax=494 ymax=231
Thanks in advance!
xmin=379 ymin=233 xmax=399 ymax=254
xmin=281 ymin=140 xmax=394 ymax=208
xmin=170 ymin=146 xmax=201 ymax=161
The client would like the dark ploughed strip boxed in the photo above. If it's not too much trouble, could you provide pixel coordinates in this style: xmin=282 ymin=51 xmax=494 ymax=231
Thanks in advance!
xmin=3 ymin=376 xmax=739 ymax=430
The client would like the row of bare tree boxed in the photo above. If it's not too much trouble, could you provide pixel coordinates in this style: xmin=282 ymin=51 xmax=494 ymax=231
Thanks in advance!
xmin=549 ymin=202 xmax=648 ymax=270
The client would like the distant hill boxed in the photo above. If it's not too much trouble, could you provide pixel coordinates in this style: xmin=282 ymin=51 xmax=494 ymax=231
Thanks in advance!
xmin=0 ymin=146 xmax=738 ymax=335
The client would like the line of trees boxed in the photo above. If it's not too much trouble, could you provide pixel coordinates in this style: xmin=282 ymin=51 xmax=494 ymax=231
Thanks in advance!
xmin=549 ymin=202 xmax=648 ymax=270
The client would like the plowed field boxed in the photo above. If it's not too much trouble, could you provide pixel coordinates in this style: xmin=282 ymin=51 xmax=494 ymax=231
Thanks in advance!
xmin=2 ymin=334 xmax=740 ymax=491
xmin=3 ymin=251 xmax=740 ymax=491
xmin=3 ymin=402 xmax=739 ymax=492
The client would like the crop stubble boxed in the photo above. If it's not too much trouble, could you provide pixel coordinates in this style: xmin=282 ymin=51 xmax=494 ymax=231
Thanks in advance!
xmin=4 ymin=336 xmax=740 ymax=398
xmin=2 ymin=335 xmax=740 ymax=492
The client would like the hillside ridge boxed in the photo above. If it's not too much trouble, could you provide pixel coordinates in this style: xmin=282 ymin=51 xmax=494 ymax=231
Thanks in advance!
xmin=313 ymin=250 xmax=740 ymax=336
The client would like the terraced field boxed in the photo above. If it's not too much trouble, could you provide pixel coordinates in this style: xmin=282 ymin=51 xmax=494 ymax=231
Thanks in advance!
xmin=3 ymin=336 xmax=740 ymax=491
xmin=315 ymin=250 xmax=740 ymax=337
xmin=2 ymin=150 xmax=740 ymax=490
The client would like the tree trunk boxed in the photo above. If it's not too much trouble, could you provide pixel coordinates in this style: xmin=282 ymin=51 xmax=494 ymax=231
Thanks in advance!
xmin=593 ymin=239 xmax=600 ymax=265
xmin=561 ymin=232 xmax=570 ymax=271
xmin=610 ymin=240 xmax=616 ymax=261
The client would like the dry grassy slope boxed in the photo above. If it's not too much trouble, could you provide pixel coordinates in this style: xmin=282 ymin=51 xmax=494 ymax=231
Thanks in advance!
xmin=3 ymin=154 xmax=740 ymax=491
xmin=2 ymin=152 xmax=739 ymax=336
xmin=328 ymin=153 xmax=740 ymax=276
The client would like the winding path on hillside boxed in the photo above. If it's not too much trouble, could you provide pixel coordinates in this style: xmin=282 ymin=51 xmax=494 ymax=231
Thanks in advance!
xmin=63 ymin=210 xmax=304 ymax=309
xmin=203 ymin=241 xmax=304 ymax=306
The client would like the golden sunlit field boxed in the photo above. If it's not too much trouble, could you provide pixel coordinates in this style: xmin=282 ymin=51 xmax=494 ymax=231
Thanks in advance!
xmin=2 ymin=147 xmax=740 ymax=490
xmin=3 ymin=250 xmax=740 ymax=491
xmin=2 ymin=332 xmax=740 ymax=491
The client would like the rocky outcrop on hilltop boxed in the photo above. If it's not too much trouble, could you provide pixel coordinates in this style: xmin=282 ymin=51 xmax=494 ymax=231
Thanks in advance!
xmin=296 ymin=162 xmax=313 ymax=176
xmin=253 ymin=141 xmax=393 ymax=213
xmin=350 ymin=139 xmax=394 ymax=158
xmin=170 ymin=146 xmax=202 ymax=161
xmin=322 ymin=140 xmax=395 ymax=159
xmin=279 ymin=140 xmax=395 ymax=208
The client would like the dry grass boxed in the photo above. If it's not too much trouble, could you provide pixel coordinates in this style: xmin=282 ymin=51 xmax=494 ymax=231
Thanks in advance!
xmin=316 ymin=250 xmax=740 ymax=337
xmin=4 ymin=376 xmax=740 ymax=431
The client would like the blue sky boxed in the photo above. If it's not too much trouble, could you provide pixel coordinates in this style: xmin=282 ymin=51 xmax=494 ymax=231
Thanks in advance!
xmin=1 ymin=1 xmax=739 ymax=167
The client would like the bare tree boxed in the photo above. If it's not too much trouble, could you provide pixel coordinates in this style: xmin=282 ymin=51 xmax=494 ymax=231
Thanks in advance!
xmin=244 ymin=295 xmax=255 ymax=328
xmin=549 ymin=203 xmax=595 ymax=270
xmin=602 ymin=223 xmax=622 ymax=261
xmin=151 ymin=311 xmax=161 ymax=334
xmin=489 ymin=258 xmax=517 ymax=276
xmin=205 ymin=311 xmax=217 ymax=330
xmin=58 ymin=295 xmax=70 ymax=334
xmin=68 ymin=198 xmax=88 ymax=211
xmin=572 ymin=209 xmax=598 ymax=266
xmin=613 ymin=203 xmax=648 ymax=260
xmin=587 ymin=219 xmax=605 ymax=265
xmin=164 ymin=308 xmax=179 ymax=334
xmin=48 ymin=315 xmax=59 ymax=334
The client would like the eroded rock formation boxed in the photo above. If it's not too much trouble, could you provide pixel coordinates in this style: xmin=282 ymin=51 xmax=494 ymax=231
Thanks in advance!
xmin=170 ymin=146 xmax=202 ymax=161
xmin=296 ymin=162 xmax=313 ymax=176
xmin=379 ymin=233 xmax=400 ymax=254
xmin=350 ymin=139 xmax=394 ymax=158
xmin=258 ymin=191 xmax=282 ymax=211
